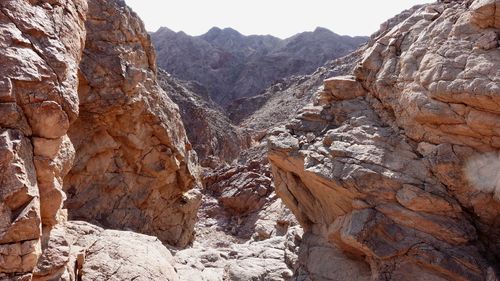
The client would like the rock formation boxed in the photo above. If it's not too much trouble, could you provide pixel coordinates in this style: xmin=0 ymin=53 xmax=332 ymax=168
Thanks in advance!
xmin=2 ymin=0 xmax=499 ymax=280
xmin=62 ymin=0 xmax=201 ymax=248
xmin=157 ymin=70 xmax=250 ymax=166
xmin=1 ymin=0 xmax=198 ymax=279
xmin=151 ymin=26 xmax=367 ymax=107
xmin=268 ymin=0 xmax=500 ymax=280
xmin=0 ymin=0 xmax=87 ymax=278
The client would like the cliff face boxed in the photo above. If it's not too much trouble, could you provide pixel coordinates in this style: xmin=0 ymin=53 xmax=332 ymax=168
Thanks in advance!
xmin=0 ymin=0 xmax=198 ymax=279
xmin=63 ymin=0 xmax=201 ymax=248
xmin=269 ymin=1 xmax=500 ymax=280
xmin=0 ymin=0 xmax=87 ymax=278
xmin=151 ymin=27 xmax=367 ymax=107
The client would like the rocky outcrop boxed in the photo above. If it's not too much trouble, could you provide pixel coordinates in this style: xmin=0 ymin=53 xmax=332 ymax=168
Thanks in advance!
xmin=28 ymin=220 xmax=180 ymax=281
xmin=62 ymin=0 xmax=201 ymax=248
xmin=269 ymin=1 xmax=500 ymax=280
xmin=151 ymin=26 xmax=367 ymax=107
xmin=1 ymin=0 xmax=199 ymax=279
xmin=0 ymin=0 xmax=87 ymax=279
xmin=158 ymin=70 xmax=250 ymax=166
xmin=62 ymin=221 xmax=179 ymax=281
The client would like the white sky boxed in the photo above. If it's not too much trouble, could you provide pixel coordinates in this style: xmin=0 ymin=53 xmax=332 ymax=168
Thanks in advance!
xmin=124 ymin=0 xmax=435 ymax=38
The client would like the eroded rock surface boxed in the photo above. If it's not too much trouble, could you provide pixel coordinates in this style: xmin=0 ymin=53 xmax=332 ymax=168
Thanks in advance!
xmin=173 ymin=225 xmax=302 ymax=281
xmin=0 ymin=0 xmax=87 ymax=279
xmin=63 ymin=0 xmax=201 ymax=248
xmin=1 ymin=0 xmax=199 ymax=279
xmin=269 ymin=1 xmax=500 ymax=280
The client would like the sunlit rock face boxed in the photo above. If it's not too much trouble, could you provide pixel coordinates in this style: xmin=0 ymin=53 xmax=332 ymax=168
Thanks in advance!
xmin=63 ymin=0 xmax=201 ymax=248
xmin=269 ymin=0 xmax=500 ymax=280
xmin=0 ymin=0 xmax=87 ymax=279
xmin=0 ymin=0 xmax=199 ymax=279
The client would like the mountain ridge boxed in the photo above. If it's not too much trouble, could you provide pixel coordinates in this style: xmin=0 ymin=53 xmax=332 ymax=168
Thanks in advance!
xmin=151 ymin=25 xmax=368 ymax=108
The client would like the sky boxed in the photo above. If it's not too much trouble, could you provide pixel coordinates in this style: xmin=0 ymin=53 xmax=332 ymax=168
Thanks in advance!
xmin=124 ymin=0 xmax=435 ymax=38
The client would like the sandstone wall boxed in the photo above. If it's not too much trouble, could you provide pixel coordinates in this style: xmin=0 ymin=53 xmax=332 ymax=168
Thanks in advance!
xmin=269 ymin=1 xmax=500 ymax=280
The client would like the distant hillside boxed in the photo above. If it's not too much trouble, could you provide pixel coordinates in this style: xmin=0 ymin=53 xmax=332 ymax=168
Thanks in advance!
xmin=151 ymin=27 xmax=367 ymax=108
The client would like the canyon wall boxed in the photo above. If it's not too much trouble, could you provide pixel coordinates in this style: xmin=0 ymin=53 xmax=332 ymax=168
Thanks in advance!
xmin=0 ymin=0 xmax=199 ymax=279
xmin=0 ymin=0 xmax=87 ymax=278
xmin=269 ymin=0 xmax=500 ymax=280
xmin=63 ymin=0 xmax=201 ymax=248
xmin=157 ymin=71 xmax=250 ymax=166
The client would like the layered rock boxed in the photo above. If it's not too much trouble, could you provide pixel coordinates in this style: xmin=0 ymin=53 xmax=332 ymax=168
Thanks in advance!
xmin=269 ymin=1 xmax=500 ymax=280
xmin=151 ymin=26 xmax=367 ymax=107
xmin=0 ymin=0 xmax=87 ymax=279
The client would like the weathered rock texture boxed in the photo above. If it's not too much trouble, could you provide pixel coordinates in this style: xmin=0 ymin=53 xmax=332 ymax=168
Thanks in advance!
xmin=158 ymin=70 xmax=250 ymax=166
xmin=232 ymin=50 xmax=364 ymax=129
xmin=173 ymin=226 xmax=302 ymax=281
xmin=162 ymin=37 xmax=369 ymax=280
xmin=0 ymin=0 xmax=87 ymax=279
xmin=151 ymin=26 xmax=367 ymax=107
xmin=269 ymin=1 xmax=500 ymax=280
xmin=63 ymin=0 xmax=201 ymax=248
xmin=62 ymin=221 xmax=179 ymax=281
xmin=1 ymin=0 xmax=199 ymax=279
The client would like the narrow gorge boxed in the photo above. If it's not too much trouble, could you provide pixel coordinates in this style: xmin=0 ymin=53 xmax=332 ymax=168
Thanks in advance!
xmin=0 ymin=0 xmax=499 ymax=280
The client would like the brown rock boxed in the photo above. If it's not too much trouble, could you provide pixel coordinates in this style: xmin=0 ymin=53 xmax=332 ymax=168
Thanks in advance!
xmin=158 ymin=70 xmax=250 ymax=166
xmin=268 ymin=1 xmax=500 ymax=279
xmin=62 ymin=0 xmax=201 ymax=247
xmin=0 ymin=0 xmax=87 ymax=277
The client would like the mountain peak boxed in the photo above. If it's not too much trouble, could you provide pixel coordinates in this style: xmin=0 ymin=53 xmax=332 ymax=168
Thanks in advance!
xmin=313 ymin=27 xmax=333 ymax=34
xmin=155 ymin=26 xmax=175 ymax=34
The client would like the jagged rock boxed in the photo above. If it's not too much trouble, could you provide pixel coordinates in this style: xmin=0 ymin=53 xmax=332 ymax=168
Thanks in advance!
xmin=151 ymin=27 xmax=367 ymax=107
xmin=269 ymin=1 xmax=500 ymax=280
xmin=62 ymin=0 xmax=201 ymax=248
xmin=158 ymin=70 xmax=250 ymax=165
xmin=203 ymin=157 xmax=273 ymax=215
xmin=233 ymin=50 xmax=363 ymax=130
xmin=1 ymin=0 xmax=200 ymax=278
xmin=0 ymin=0 xmax=87 ymax=278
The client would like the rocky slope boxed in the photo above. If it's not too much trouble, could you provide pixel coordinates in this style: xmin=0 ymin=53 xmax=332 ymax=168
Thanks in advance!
xmin=268 ymin=0 xmax=500 ymax=280
xmin=157 ymin=70 xmax=251 ymax=166
xmin=0 ymin=0 xmax=198 ymax=279
xmin=151 ymin=26 xmax=367 ymax=107
xmin=0 ymin=0 xmax=88 ymax=278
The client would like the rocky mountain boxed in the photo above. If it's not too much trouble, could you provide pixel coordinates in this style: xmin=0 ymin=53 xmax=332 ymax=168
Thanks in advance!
xmin=1 ymin=0 xmax=499 ymax=280
xmin=151 ymin=26 xmax=368 ymax=107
